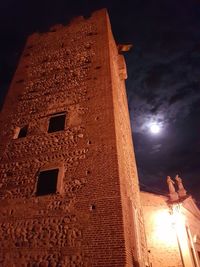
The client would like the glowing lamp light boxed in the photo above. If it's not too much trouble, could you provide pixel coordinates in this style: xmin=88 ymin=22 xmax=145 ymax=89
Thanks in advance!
xmin=152 ymin=209 xmax=177 ymax=247
xmin=152 ymin=206 xmax=186 ymax=247
xmin=152 ymin=205 xmax=195 ymax=267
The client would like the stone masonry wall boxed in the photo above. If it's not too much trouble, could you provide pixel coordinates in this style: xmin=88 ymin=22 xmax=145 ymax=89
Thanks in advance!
xmin=0 ymin=9 xmax=146 ymax=267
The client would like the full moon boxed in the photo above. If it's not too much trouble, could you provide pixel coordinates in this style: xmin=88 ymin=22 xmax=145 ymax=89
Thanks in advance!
xmin=150 ymin=124 xmax=160 ymax=134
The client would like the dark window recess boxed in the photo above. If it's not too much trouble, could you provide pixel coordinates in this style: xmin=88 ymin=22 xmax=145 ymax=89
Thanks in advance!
xmin=18 ymin=125 xmax=28 ymax=138
xmin=36 ymin=169 xmax=58 ymax=196
xmin=86 ymin=32 xmax=97 ymax=36
xmin=48 ymin=114 xmax=66 ymax=133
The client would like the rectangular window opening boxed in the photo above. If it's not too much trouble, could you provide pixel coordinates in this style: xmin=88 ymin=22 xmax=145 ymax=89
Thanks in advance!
xmin=14 ymin=125 xmax=28 ymax=139
xmin=18 ymin=125 xmax=28 ymax=138
xmin=48 ymin=113 xmax=66 ymax=133
xmin=36 ymin=169 xmax=59 ymax=196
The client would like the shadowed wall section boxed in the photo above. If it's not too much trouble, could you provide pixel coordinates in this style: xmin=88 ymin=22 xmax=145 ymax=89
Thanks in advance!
xmin=107 ymin=13 xmax=149 ymax=266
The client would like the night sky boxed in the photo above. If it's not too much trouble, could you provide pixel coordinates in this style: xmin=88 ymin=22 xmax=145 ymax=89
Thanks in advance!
xmin=1 ymin=0 xmax=200 ymax=202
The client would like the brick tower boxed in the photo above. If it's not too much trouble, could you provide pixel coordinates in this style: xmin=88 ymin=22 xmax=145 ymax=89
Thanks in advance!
xmin=0 ymin=9 xmax=148 ymax=267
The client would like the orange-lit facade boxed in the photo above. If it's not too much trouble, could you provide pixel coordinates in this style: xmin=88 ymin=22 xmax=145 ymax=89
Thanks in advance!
xmin=141 ymin=191 xmax=200 ymax=267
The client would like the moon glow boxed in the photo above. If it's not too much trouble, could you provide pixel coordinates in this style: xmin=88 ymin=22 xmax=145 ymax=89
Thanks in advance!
xmin=150 ymin=124 xmax=160 ymax=134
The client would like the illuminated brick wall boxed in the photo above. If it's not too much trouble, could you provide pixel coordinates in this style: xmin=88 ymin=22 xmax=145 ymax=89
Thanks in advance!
xmin=0 ymin=9 xmax=147 ymax=266
xmin=141 ymin=192 xmax=182 ymax=267
xmin=140 ymin=191 xmax=200 ymax=267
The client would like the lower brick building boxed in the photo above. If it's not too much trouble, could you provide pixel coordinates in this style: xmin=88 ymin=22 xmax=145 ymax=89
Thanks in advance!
xmin=141 ymin=178 xmax=200 ymax=267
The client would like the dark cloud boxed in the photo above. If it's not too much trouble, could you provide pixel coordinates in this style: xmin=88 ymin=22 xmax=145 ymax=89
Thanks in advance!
xmin=123 ymin=1 xmax=200 ymax=200
xmin=168 ymin=82 xmax=199 ymax=105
